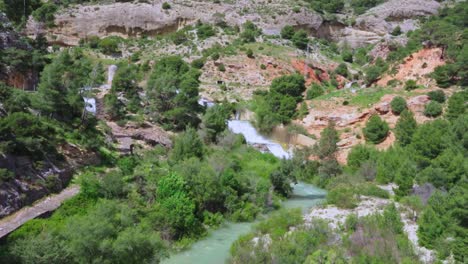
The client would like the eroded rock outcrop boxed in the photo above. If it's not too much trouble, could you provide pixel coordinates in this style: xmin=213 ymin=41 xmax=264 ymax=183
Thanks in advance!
xmin=26 ymin=0 xmax=323 ymax=46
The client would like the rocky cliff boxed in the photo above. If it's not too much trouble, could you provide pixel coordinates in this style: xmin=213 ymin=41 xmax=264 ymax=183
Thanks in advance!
xmin=25 ymin=0 xmax=441 ymax=48
xmin=0 ymin=13 xmax=38 ymax=90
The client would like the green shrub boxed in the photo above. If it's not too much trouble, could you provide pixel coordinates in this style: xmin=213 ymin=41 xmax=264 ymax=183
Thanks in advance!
xmin=292 ymin=30 xmax=308 ymax=50
xmin=404 ymin=79 xmax=418 ymax=91
xmin=424 ymin=101 xmax=443 ymax=117
xmin=211 ymin=52 xmax=220 ymax=61
xmin=334 ymin=63 xmax=348 ymax=78
xmin=391 ymin=26 xmax=402 ymax=36
xmin=342 ymin=49 xmax=353 ymax=63
xmin=350 ymin=0 xmax=385 ymax=15
xmin=162 ymin=2 xmax=171 ymax=9
xmin=218 ymin=63 xmax=226 ymax=72
xmin=390 ymin=96 xmax=407 ymax=115
xmin=191 ymin=58 xmax=205 ymax=69
xmin=246 ymin=48 xmax=254 ymax=58
xmin=260 ymin=64 xmax=266 ymax=70
xmin=363 ymin=115 xmax=389 ymax=144
xmin=427 ymin=90 xmax=446 ymax=103
xmin=395 ymin=110 xmax=417 ymax=146
xmin=327 ymin=186 xmax=358 ymax=209
xmin=98 ymin=36 xmax=123 ymax=55
xmin=31 ymin=3 xmax=57 ymax=26
xmin=197 ymin=24 xmax=215 ymax=39
xmin=280 ymin=25 xmax=295 ymax=39
xmin=359 ymin=184 xmax=389 ymax=198
xmin=306 ymin=83 xmax=324 ymax=99
xmin=0 ymin=168 xmax=14 ymax=184
xmin=240 ymin=21 xmax=261 ymax=43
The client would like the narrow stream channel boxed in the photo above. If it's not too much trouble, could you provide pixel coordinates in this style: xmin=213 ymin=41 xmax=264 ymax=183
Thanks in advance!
xmin=163 ymin=120 xmax=326 ymax=264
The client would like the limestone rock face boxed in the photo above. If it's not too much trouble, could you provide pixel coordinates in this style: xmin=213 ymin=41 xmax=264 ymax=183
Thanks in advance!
xmin=25 ymin=0 xmax=323 ymax=46
xmin=355 ymin=0 xmax=441 ymax=34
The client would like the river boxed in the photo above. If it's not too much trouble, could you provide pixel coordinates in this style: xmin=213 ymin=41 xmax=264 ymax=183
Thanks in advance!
xmin=162 ymin=120 xmax=325 ymax=264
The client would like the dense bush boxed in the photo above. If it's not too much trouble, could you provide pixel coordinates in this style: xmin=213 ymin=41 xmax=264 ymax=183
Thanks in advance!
xmin=334 ymin=63 xmax=348 ymax=78
xmin=395 ymin=110 xmax=417 ymax=146
xmin=427 ymin=90 xmax=445 ymax=103
xmin=363 ymin=115 xmax=389 ymax=144
xmin=308 ymin=0 xmax=345 ymax=13
xmin=306 ymin=83 xmax=324 ymax=99
xmin=292 ymin=30 xmax=309 ymax=50
xmin=31 ymin=3 xmax=57 ymax=26
xmin=404 ymin=79 xmax=418 ymax=91
xmin=390 ymin=96 xmax=407 ymax=115
xmin=240 ymin=21 xmax=261 ymax=43
xmin=280 ymin=25 xmax=295 ymax=40
xmin=253 ymin=74 xmax=306 ymax=132
xmin=424 ymin=101 xmax=443 ymax=117
xmin=146 ymin=56 xmax=203 ymax=130
xmin=350 ymin=0 xmax=385 ymax=15
xmin=98 ymin=36 xmax=123 ymax=55
xmin=162 ymin=2 xmax=171 ymax=9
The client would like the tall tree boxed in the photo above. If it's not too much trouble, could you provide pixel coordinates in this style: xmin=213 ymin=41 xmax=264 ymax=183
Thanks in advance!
xmin=395 ymin=110 xmax=417 ymax=146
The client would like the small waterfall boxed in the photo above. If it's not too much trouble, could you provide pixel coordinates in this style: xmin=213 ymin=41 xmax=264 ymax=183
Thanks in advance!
xmin=227 ymin=120 xmax=291 ymax=159
xmin=108 ymin=65 xmax=118 ymax=85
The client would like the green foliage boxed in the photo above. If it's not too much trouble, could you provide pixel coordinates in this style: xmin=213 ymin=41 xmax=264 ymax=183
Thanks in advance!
xmin=240 ymin=21 xmax=261 ymax=43
xmin=315 ymin=121 xmax=339 ymax=160
xmin=269 ymin=159 xmax=296 ymax=197
xmin=446 ymin=90 xmax=467 ymax=120
xmin=162 ymin=2 xmax=171 ymax=9
xmin=363 ymin=115 xmax=389 ymax=144
xmin=404 ymin=79 xmax=418 ymax=91
xmin=246 ymin=48 xmax=254 ymax=58
xmin=364 ymin=64 xmax=386 ymax=85
xmin=341 ymin=49 xmax=353 ymax=63
xmin=218 ymin=63 xmax=226 ymax=72
xmin=390 ymin=96 xmax=407 ymax=115
xmin=427 ymin=90 xmax=446 ymax=103
xmin=197 ymin=23 xmax=215 ymax=39
xmin=98 ymin=36 xmax=123 ymax=55
xmin=31 ymin=3 xmax=57 ymax=26
xmin=418 ymin=207 xmax=443 ymax=249
xmin=327 ymin=186 xmax=358 ymax=209
xmin=200 ymin=103 xmax=233 ymax=142
xmin=391 ymin=26 xmax=402 ymax=36
xmin=334 ymin=63 xmax=348 ymax=78
xmin=280 ymin=25 xmax=295 ymax=40
xmin=424 ymin=101 xmax=443 ymax=118
xmin=170 ymin=127 xmax=204 ymax=162
xmin=347 ymin=144 xmax=377 ymax=172
xmin=394 ymin=160 xmax=417 ymax=198
xmin=306 ymin=83 xmax=324 ymax=99
xmin=292 ymin=30 xmax=309 ymax=50
xmin=104 ymin=91 xmax=125 ymax=120
xmin=146 ymin=56 xmax=202 ymax=130
xmin=253 ymin=74 xmax=306 ymax=132
xmin=191 ymin=58 xmax=205 ymax=69
xmin=2 ymin=0 xmax=41 ymax=25
xmin=395 ymin=110 xmax=417 ymax=146
xmin=350 ymin=0 xmax=385 ymax=15
xmin=308 ymin=0 xmax=345 ymax=13
xmin=0 ymin=112 xmax=57 ymax=158
xmin=0 ymin=168 xmax=14 ymax=184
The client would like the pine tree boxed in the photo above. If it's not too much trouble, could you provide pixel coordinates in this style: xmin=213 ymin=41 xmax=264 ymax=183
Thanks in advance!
xmin=417 ymin=207 xmax=443 ymax=248
xmin=395 ymin=110 xmax=417 ymax=146
xmin=363 ymin=115 xmax=389 ymax=144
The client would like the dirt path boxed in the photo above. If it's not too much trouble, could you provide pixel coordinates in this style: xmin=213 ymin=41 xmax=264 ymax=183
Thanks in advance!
xmin=0 ymin=185 xmax=80 ymax=239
